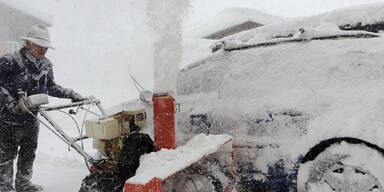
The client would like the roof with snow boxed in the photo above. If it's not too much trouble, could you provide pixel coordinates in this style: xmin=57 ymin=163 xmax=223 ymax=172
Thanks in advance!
xmin=193 ymin=7 xmax=283 ymax=40
xmin=0 ymin=0 xmax=52 ymax=41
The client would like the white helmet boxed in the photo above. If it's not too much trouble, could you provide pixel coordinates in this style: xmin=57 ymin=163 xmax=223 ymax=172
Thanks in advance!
xmin=21 ymin=24 xmax=54 ymax=49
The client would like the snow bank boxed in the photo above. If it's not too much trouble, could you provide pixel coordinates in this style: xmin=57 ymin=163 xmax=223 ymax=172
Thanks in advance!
xmin=193 ymin=7 xmax=283 ymax=38
xmin=127 ymin=134 xmax=232 ymax=185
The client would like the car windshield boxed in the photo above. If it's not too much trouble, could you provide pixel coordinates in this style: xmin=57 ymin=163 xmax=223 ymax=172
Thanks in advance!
xmin=223 ymin=27 xmax=380 ymax=52
xmin=209 ymin=3 xmax=384 ymax=52
xmin=212 ymin=23 xmax=381 ymax=52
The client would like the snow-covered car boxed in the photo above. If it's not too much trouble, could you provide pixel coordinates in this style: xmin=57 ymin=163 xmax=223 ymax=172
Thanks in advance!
xmin=175 ymin=3 xmax=384 ymax=192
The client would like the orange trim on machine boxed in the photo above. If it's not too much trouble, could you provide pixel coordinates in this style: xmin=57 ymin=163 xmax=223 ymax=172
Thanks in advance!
xmin=123 ymin=138 xmax=236 ymax=192
xmin=124 ymin=178 xmax=163 ymax=192
xmin=153 ymin=91 xmax=176 ymax=151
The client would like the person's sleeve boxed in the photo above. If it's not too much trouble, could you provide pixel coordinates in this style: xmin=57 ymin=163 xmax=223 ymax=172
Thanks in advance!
xmin=0 ymin=87 xmax=11 ymax=112
xmin=46 ymin=68 xmax=81 ymax=99
xmin=0 ymin=57 xmax=14 ymax=111
xmin=0 ymin=56 xmax=13 ymax=76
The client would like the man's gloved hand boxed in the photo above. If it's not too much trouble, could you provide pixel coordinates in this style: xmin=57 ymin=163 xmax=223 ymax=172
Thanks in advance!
xmin=70 ymin=92 xmax=87 ymax=103
xmin=7 ymin=100 xmax=29 ymax=114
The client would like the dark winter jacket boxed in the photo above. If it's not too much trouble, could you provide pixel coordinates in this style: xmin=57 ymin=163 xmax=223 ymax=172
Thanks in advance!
xmin=0 ymin=47 xmax=77 ymax=125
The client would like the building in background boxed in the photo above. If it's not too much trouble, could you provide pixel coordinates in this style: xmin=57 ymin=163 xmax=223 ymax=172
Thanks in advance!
xmin=193 ymin=7 xmax=283 ymax=40
xmin=0 ymin=0 xmax=51 ymax=55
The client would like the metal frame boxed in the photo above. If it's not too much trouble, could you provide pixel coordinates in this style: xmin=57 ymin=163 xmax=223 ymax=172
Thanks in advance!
xmin=33 ymin=99 xmax=107 ymax=168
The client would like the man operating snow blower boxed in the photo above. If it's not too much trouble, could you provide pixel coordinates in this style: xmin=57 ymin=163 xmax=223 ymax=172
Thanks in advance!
xmin=0 ymin=24 xmax=87 ymax=192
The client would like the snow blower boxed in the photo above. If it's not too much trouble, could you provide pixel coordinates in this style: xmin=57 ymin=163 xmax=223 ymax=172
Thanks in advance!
xmin=25 ymin=93 xmax=154 ymax=191
xmin=26 ymin=91 xmax=235 ymax=192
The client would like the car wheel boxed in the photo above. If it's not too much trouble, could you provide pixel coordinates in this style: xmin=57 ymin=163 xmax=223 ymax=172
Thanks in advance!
xmin=297 ymin=141 xmax=384 ymax=192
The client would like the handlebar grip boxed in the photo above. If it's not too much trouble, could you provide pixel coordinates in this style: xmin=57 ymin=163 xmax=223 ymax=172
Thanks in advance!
xmin=41 ymin=98 xmax=101 ymax=112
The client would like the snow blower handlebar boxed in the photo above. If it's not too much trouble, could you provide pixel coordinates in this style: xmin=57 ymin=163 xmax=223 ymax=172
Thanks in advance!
xmin=41 ymin=96 xmax=106 ymax=116
xmin=27 ymin=94 xmax=106 ymax=170
xmin=38 ymin=109 xmax=100 ymax=166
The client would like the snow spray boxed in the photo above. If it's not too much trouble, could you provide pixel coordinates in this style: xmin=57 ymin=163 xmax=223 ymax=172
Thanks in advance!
xmin=146 ymin=0 xmax=191 ymax=93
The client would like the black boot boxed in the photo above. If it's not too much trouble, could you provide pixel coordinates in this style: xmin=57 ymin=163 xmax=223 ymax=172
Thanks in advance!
xmin=0 ymin=122 xmax=19 ymax=192
xmin=15 ymin=123 xmax=40 ymax=192
xmin=0 ymin=185 xmax=16 ymax=192
xmin=15 ymin=182 xmax=43 ymax=192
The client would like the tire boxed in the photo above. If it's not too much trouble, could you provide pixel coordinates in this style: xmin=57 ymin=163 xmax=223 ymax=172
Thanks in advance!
xmin=162 ymin=157 xmax=234 ymax=192
xmin=297 ymin=141 xmax=384 ymax=192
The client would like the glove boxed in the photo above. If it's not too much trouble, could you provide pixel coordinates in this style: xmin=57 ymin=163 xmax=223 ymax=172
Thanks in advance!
xmin=70 ymin=92 xmax=86 ymax=102
xmin=7 ymin=100 xmax=29 ymax=114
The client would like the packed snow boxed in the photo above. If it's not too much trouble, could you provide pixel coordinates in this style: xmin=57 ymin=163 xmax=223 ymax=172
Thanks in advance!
xmin=127 ymin=134 xmax=232 ymax=185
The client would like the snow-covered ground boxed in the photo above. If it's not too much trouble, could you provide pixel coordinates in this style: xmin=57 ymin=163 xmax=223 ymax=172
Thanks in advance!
xmin=32 ymin=107 xmax=100 ymax=191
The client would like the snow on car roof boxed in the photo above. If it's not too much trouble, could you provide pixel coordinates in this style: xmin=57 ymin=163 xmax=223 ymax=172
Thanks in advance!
xmin=193 ymin=7 xmax=283 ymax=38
xmin=223 ymin=2 xmax=384 ymax=43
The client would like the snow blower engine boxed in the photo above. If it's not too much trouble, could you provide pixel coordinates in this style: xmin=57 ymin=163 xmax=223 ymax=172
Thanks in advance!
xmin=84 ymin=108 xmax=148 ymax=171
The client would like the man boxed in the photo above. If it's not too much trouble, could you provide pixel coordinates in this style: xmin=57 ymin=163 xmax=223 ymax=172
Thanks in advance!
xmin=0 ymin=24 xmax=86 ymax=192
